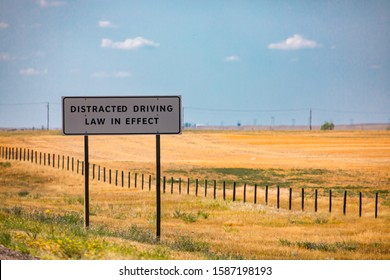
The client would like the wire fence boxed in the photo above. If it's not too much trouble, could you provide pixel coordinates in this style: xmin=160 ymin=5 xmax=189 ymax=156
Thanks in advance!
xmin=0 ymin=145 xmax=384 ymax=218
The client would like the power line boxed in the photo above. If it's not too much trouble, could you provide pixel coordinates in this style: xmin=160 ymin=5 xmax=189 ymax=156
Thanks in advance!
xmin=184 ymin=106 xmax=390 ymax=115
xmin=0 ymin=102 xmax=48 ymax=106
xmin=184 ymin=106 xmax=309 ymax=113
xmin=312 ymin=108 xmax=390 ymax=115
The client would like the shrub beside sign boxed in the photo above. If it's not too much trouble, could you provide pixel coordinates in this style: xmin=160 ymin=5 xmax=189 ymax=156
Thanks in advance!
xmin=62 ymin=96 xmax=182 ymax=135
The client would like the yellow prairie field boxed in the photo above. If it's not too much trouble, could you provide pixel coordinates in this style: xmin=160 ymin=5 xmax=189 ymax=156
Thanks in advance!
xmin=0 ymin=129 xmax=389 ymax=260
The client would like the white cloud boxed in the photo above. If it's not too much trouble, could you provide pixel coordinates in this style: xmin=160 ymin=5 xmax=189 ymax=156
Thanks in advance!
xmin=268 ymin=34 xmax=319 ymax=50
xmin=370 ymin=64 xmax=381 ymax=70
xmin=101 ymin=37 xmax=160 ymax=50
xmin=20 ymin=68 xmax=48 ymax=76
xmin=98 ymin=20 xmax=117 ymax=28
xmin=91 ymin=71 xmax=131 ymax=78
xmin=37 ymin=0 xmax=65 ymax=8
xmin=0 ymin=22 xmax=9 ymax=29
xmin=114 ymin=71 xmax=131 ymax=78
xmin=224 ymin=55 xmax=240 ymax=62
xmin=91 ymin=72 xmax=110 ymax=78
xmin=0 ymin=53 xmax=11 ymax=61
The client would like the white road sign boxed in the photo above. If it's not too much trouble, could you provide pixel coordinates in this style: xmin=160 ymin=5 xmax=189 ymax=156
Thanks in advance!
xmin=62 ymin=96 xmax=181 ymax=135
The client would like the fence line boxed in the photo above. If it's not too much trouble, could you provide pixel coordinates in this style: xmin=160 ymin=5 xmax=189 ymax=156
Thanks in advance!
xmin=0 ymin=145 xmax=384 ymax=218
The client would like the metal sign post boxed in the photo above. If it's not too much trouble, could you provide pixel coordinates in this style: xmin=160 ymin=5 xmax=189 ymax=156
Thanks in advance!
xmin=84 ymin=135 xmax=89 ymax=228
xmin=156 ymin=134 xmax=161 ymax=240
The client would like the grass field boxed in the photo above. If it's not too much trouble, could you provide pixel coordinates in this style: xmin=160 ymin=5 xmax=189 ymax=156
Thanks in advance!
xmin=0 ymin=129 xmax=389 ymax=259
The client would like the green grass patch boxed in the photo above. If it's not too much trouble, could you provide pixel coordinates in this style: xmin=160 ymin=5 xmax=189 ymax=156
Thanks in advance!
xmin=163 ymin=167 xmax=348 ymax=188
xmin=1 ymin=206 xmax=235 ymax=259
xmin=169 ymin=236 xmax=209 ymax=252
xmin=172 ymin=209 xmax=209 ymax=223
xmin=0 ymin=162 xmax=12 ymax=168
xmin=18 ymin=191 xmax=29 ymax=197
xmin=279 ymin=239 xmax=358 ymax=252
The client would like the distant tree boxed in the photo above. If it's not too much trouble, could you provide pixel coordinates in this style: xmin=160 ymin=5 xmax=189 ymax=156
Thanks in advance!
xmin=321 ymin=121 xmax=335 ymax=130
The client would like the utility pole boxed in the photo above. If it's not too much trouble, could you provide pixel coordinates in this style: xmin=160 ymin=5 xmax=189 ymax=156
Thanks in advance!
xmin=47 ymin=102 xmax=50 ymax=130
xmin=309 ymin=108 xmax=312 ymax=131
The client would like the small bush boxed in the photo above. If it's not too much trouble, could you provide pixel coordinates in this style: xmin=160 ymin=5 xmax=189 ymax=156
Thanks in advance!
xmin=321 ymin=121 xmax=335 ymax=130
xmin=124 ymin=225 xmax=156 ymax=244
xmin=172 ymin=209 xmax=209 ymax=223
xmin=0 ymin=162 xmax=11 ymax=168
xmin=0 ymin=232 xmax=12 ymax=246
xmin=170 ymin=236 xmax=209 ymax=252
xmin=18 ymin=191 xmax=29 ymax=197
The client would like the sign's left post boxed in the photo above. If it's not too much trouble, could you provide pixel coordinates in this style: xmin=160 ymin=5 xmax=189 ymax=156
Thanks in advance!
xmin=84 ymin=135 xmax=89 ymax=228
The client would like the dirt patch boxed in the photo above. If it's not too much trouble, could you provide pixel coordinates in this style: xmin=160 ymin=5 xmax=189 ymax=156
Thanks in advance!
xmin=0 ymin=245 xmax=39 ymax=260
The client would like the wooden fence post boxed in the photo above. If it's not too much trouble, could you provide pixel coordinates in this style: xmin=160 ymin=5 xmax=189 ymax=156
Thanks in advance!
xmin=179 ymin=178 xmax=182 ymax=194
xmin=149 ymin=175 xmax=152 ymax=191
xmin=265 ymin=185 xmax=269 ymax=205
xmin=223 ymin=181 xmax=226 ymax=201
xmin=195 ymin=179 xmax=198 ymax=196
xmin=289 ymin=188 xmax=292 ymax=210
xmin=213 ymin=180 xmax=217 ymax=200
xmin=343 ymin=190 xmax=347 ymax=215
xmin=109 ymin=169 xmax=111 ymax=184
xmin=48 ymin=153 xmax=50 ymax=166
xmin=103 ymin=167 xmax=106 ymax=182
xmin=233 ymin=182 xmax=236 ymax=202
xmin=135 ymin=173 xmax=138 ymax=188
xmin=301 ymin=188 xmax=305 ymax=211
xmin=204 ymin=179 xmax=207 ymax=197
xmin=163 ymin=176 xmax=166 ymax=193
xmin=375 ymin=192 xmax=378 ymax=218
xmin=122 ymin=171 xmax=124 ymax=187
xmin=315 ymin=189 xmax=318 ymax=212
xmin=128 ymin=172 xmax=130 ymax=188
xmin=277 ymin=186 xmax=280 ymax=209
xmin=170 ymin=177 xmax=173 ymax=194
xmin=243 ymin=183 xmax=247 ymax=203
xmin=143 ymin=174 xmax=145 ymax=190
xmin=187 ymin=178 xmax=190 ymax=195
xmin=329 ymin=189 xmax=332 ymax=213
xmin=254 ymin=184 xmax=257 ymax=204
xmin=115 ymin=170 xmax=118 ymax=186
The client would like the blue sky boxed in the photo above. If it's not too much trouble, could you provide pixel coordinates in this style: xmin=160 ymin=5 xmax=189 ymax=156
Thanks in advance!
xmin=0 ymin=0 xmax=389 ymax=128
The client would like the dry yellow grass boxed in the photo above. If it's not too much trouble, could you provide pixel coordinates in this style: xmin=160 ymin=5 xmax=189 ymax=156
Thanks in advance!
xmin=0 ymin=129 xmax=389 ymax=259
